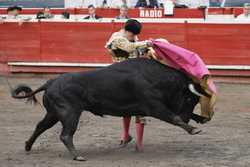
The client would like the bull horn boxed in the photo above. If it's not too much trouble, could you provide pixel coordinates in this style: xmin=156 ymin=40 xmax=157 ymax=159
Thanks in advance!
xmin=188 ymin=84 xmax=204 ymax=97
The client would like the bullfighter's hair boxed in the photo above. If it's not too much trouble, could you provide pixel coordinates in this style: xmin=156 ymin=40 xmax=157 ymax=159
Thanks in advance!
xmin=124 ymin=19 xmax=142 ymax=35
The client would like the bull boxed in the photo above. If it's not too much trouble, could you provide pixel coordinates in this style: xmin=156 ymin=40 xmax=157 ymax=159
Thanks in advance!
xmin=12 ymin=58 xmax=213 ymax=161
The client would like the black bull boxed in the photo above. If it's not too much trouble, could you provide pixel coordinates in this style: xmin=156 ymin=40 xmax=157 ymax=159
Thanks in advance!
xmin=12 ymin=58 xmax=212 ymax=161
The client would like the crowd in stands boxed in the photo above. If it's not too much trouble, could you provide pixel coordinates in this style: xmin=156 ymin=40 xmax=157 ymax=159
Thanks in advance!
xmin=0 ymin=6 xmax=32 ymax=25
xmin=66 ymin=0 xmax=210 ymax=9
xmin=0 ymin=0 xmax=249 ymax=24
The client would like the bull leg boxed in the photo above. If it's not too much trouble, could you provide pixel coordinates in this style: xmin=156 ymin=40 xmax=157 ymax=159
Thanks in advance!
xmin=148 ymin=100 xmax=201 ymax=135
xmin=157 ymin=112 xmax=201 ymax=135
xmin=25 ymin=113 xmax=58 ymax=151
xmin=59 ymin=113 xmax=86 ymax=161
xmin=172 ymin=116 xmax=202 ymax=135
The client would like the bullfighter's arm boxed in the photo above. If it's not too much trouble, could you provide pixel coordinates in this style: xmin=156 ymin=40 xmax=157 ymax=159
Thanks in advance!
xmin=112 ymin=37 xmax=148 ymax=53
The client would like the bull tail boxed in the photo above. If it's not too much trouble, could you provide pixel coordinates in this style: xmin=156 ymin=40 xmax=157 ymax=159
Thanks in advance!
xmin=11 ymin=80 xmax=53 ymax=104
xmin=188 ymin=84 xmax=211 ymax=98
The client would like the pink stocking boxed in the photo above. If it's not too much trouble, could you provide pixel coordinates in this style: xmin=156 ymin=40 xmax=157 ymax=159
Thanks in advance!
xmin=121 ymin=117 xmax=131 ymax=141
xmin=135 ymin=117 xmax=144 ymax=151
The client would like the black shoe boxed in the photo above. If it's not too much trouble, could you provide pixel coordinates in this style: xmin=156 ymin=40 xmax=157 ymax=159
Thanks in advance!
xmin=119 ymin=135 xmax=133 ymax=148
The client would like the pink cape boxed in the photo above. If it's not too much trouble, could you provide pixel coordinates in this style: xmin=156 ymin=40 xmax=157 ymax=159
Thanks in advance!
xmin=152 ymin=40 xmax=217 ymax=93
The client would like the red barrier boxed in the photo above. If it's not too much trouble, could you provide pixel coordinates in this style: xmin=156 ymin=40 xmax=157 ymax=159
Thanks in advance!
xmin=208 ymin=7 xmax=244 ymax=17
xmin=233 ymin=8 xmax=244 ymax=17
xmin=1 ymin=21 xmax=250 ymax=75
xmin=208 ymin=7 xmax=233 ymax=15
xmin=0 ymin=22 xmax=40 ymax=62
xmin=40 ymin=22 xmax=112 ymax=63
xmin=186 ymin=23 xmax=250 ymax=65
xmin=1 ymin=21 xmax=250 ymax=64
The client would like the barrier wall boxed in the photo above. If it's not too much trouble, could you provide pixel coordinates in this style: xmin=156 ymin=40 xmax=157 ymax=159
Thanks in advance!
xmin=208 ymin=7 xmax=243 ymax=16
xmin=1 ymin=21 xmax=250 ymax=64
xmin=1 ymin=21 xmax=250 ymax=75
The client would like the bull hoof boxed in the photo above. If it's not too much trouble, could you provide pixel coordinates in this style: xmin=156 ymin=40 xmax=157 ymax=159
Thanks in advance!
xmin=25 ymin=141 xmax=32 ymax=151
xmin=73 ymin=156 xmax=87 ymax=161
xmin=189 ymin=128 xmax=202 ymax=135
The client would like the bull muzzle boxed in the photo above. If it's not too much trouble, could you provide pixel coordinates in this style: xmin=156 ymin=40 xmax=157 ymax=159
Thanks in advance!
xmin=200 ymin=94 xmax=217 ymax=121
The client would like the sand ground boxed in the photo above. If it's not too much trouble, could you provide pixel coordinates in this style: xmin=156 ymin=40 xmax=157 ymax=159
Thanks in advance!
xmin=1 ymin=76 xmax=250 ymax=167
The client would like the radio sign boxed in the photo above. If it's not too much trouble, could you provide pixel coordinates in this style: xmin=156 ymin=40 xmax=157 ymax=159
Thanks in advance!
xmin=139 ymin=9 xmax=163 ymax=18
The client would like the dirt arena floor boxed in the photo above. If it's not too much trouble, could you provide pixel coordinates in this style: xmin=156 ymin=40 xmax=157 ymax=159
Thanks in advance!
xmin=1 ymin=76 xmax=250 ymax=167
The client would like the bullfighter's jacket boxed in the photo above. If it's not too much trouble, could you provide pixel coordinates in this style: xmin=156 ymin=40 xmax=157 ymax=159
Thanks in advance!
xmin=105 ymin=29 xmax=148 ymax=62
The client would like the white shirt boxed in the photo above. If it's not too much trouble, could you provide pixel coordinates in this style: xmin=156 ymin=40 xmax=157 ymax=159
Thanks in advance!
xmin=65 ymin=0 xmax=84 ymax=8
xmin=65 ymin=0 xmax=103 ymax=8
xmin=176 ymin=0 xmax=209 ymax=8
xmin=236 ymin=14 xmax=250 ymax=20
xmin=64 ymin=0 xmax=136 ymax=8
xmin=106 ymin=0 xmax=138 ymax=8
xmin=82 ymin=0 xmax=105 ymax=8
xmin=162 ymin=0 xmax=174 ymax=15
xmin=128 ymin=0 xmax=138 ymax=8
xmin=6 ymin=14 xmax=25 ymax=21
xmin=106 ymin=0 xmax=126 ymax=8
xmin=158 ymin=0 xmax=164 ymax=4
